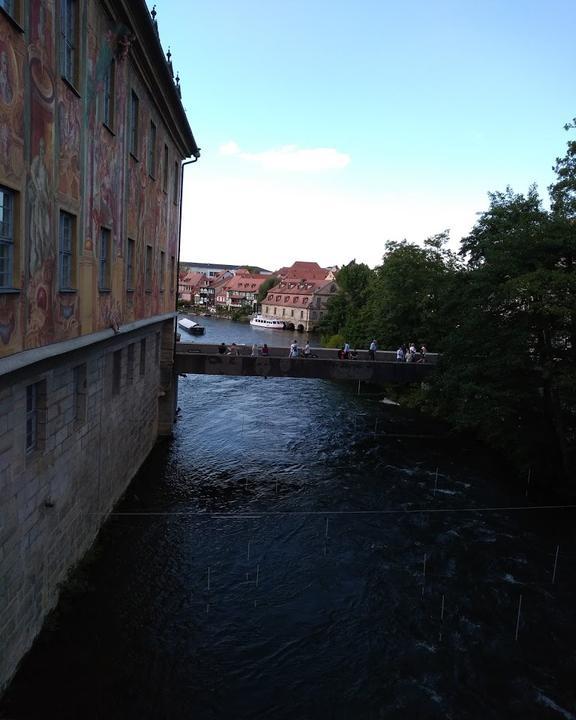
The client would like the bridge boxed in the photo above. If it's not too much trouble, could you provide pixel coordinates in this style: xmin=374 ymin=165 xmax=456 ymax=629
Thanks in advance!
xmin=174 ymin=343 xmax=438 ymax=384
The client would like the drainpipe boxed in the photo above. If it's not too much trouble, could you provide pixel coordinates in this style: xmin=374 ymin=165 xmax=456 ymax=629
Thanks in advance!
xmin=163 ymin=151 xmax=199 ymax=432
xmin=175 ymin=153 xmax=201 ymax=323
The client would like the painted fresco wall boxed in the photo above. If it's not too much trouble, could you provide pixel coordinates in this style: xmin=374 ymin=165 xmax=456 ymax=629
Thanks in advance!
xmin=0 ymin=1 xmax=184 ymax=360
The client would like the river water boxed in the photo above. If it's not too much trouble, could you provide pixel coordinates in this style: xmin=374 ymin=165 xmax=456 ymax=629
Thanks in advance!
xmin=1 ymin=318 xmax=575 ymax=719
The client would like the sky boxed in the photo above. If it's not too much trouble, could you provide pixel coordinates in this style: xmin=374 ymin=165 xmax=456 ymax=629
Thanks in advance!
xmin=148 ymin=0 xmax=576 ymax=271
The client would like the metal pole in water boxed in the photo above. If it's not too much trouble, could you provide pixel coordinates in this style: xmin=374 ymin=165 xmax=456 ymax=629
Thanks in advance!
xmin=439 ymin=593 xmax=445 ymax=640
xmin=357 ymin=380 xmax=361 ymax=396
xmin=256 ymin=563 xmax=260 ymax=587
xmin=422 ymin=553 xmax=427 ymax=596
xmin=374 ymin=418 xmax=378 ymax=435
xmin=514 ymin=594 xmax=523 ymax=641
xmin=247 ymin=540 xmax=251 ymax=562
xmin=552 ymin=544 xmax=560 ymax=584
xmin=276 ymin=479 xmax=279 ymax=495
xmin=434 ymin=468 xmax=439 ymax=496
xmin=525 ymin=467 xmax=531 ymax=497
xmin=207 ymin=566 xmax=211 ymax=591
xmin=325 ymin=517 xmax=329 ymax=538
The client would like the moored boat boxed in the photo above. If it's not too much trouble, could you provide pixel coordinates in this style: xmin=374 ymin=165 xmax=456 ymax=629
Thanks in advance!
xmin=249 ymin=315 xmax=285 ymax=329
xmin=178 ymin=317 xmax=206 ymax=335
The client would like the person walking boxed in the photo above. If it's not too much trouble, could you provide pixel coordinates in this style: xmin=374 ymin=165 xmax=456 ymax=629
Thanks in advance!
xmin=250 ymin=343 xmax=258 ymax=357
xmin=227 ymin=343 xmax=239 ymax=356
xmin=261 ymin=343 xmax=269 ymax=356
xmin=289 ymin=340 xmax=299 ymax=358
xmin=303 ymin=341 xmax=311 ymax=358
xmin=396 ymin=345 xmax=405 ymax=362
xmin=343 ymin=342 xmax=350 ymax=359
xmin=369 ymin=339 xmax=377 ymax=361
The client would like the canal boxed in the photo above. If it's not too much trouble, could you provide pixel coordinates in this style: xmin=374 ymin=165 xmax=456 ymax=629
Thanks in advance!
xmin=1 ymin=318 xmax=575 ymax=719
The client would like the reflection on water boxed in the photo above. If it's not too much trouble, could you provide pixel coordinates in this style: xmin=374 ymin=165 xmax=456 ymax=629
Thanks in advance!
xmin=2 ymin=369 xmax=576 ymax=719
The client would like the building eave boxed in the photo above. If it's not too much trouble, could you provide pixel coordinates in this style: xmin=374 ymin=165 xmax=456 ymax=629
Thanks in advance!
xmin=102 ymin=0 xmax=199 ymax=159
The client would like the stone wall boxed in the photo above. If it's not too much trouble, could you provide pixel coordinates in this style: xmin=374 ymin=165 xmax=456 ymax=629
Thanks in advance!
xmin=0 ymin=318 xmax=173 ymax=693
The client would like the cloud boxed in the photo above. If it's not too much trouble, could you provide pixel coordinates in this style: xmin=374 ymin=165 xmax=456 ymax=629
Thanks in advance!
xmin=218 ymin=140 xmax=350 ymax=172
xmin=180 ymin=175 xmax=483 ymax=271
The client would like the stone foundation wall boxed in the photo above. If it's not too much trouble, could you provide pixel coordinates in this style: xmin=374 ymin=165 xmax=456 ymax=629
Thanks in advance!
xmin=0 ymin=318 xmax=174 ymax=693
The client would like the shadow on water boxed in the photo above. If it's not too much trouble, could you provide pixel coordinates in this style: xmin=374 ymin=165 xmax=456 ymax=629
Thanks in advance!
xmin=1 ymin=375 xmax=576 ymax=720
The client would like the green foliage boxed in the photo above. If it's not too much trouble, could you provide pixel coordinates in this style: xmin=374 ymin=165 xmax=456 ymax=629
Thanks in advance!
xmin=322 ymin=333 xmax=345 ymax=348
xmin=317 ymin=122 xmax=576 ymax=486
xmin=257 ymin=276 xmax=280 ymax=302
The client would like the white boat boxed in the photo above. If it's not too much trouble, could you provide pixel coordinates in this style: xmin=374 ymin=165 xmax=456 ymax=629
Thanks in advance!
xmin=249 ymin=315 xmax=285 ymax=329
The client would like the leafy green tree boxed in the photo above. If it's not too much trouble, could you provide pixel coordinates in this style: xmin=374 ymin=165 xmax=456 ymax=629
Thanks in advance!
xmin=257 ymin=276 xmax=280 ymax=303
xmin=364 ymin=233 xmax=461 ymax=350
xmin=320 ymin=260 xmax=373 ymax=346
xmin=432 ymin=181 xmax=575 ymax=485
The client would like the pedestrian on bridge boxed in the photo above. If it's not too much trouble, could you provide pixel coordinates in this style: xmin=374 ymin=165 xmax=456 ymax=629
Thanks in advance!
xmin=289 ymin=340 xmax=299 ymax=358
xmin=369 ymin=339 xmax=377 ymax=360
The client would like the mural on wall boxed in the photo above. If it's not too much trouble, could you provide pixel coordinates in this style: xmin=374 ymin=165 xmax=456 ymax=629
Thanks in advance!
xmin=57 ymin=95 xmax=81 ymax=199
xmin=25 ymin=0 xmax=56 ymax=350
xmin=0 ymin=0 xmax=186 ymax=358
xmin=0 ymin=23 xmax=25 ymax=351
xmin=0 ymin=26 xmax=24 ymax=180
xmin=86 ymin=23 xmax=132 ymax=332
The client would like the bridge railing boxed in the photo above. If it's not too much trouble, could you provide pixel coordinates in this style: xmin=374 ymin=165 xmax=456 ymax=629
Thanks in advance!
xmin=176 ymin=342 xmax=439 ymax=364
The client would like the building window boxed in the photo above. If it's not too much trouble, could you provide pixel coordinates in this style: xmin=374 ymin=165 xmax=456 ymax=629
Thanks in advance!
xmin=127 ymin=344 xmax=135 ymax=385
xmin=103 ymin=59 xmax=115 ymax=129
xmin=173 ymin=161 xmax=179 ymax=204
xmin=159 ymin=250 xmax=165 ymax=292
xmin=148 ymin=121 xmax=156 ymax=177
xmin=126 ymin=237 xmax=134 ymax=291
xmin=26 ymin=381 xmax=45 ymax=454
xmin=300 ymin=311 xmax=304 ymax=318
xmin=170 ymin=255 xmax=175 ymax=292
xmin=273 ymin=307 xmax=276 ymax=315
xmin=0 ymin=186 xmax=14 ymax=290
xmin=129 ymin=91 xmax=139 ymax=157
xmin=139 ymin=338 xmax=146 ymax=376
xmin=163 ymin=144 xmax=169 ymax=191
xmin=145 ymin=245 xmax=152 ymax=291
xmin=59 ymin=211 xmax=75 ymax=290
xmin=98 ymin=228 xmax=111 ymax=291
xmin=73 ymin=363 xmax=87 ymax=424
xmin=291 ymin=309 xmax=294 ymax=317
xmin=60 ymin=0 xmax=79 ymax=86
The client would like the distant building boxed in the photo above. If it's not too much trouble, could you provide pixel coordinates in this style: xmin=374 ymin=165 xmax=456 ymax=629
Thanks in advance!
xmin=214 ymin=270 xmax=269 ymax=310
xmin=179 ymin=261 xmax=272 ymax=277
xmin=178 ymin=271 xmax=205 ymax=303
xmin=261 ymin=261 xmax=338 ymax=332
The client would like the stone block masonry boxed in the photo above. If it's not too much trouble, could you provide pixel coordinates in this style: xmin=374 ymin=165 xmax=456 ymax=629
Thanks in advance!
xmin=0 ymin=318 xmax=176 ymax=694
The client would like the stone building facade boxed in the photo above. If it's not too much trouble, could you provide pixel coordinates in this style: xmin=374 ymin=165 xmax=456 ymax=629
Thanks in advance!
xmin=261 ymin=262 xmax=338 ymax=332
xmin=0 ymin=0 xmax=198 ymax=693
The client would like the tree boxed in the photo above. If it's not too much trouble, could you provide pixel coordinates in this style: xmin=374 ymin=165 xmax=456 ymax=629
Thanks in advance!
xmin=432 ymin=180 xmax=576 ymax=485
xmin=364 ymin=233 xmax=461 ymax=349
xmin=257 ymin=276 xmax=280 ymax=303
xmin=320 ymin=260 xmax=374 ymax=346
